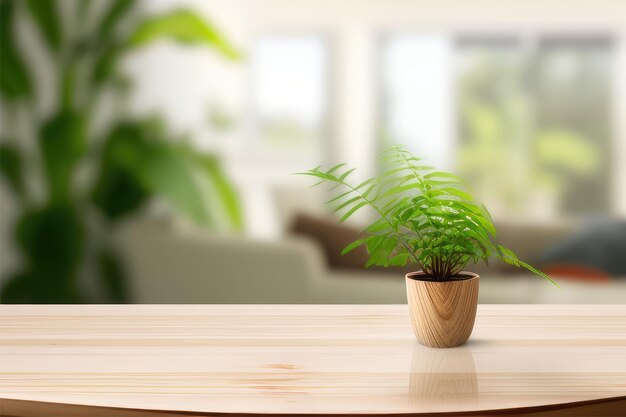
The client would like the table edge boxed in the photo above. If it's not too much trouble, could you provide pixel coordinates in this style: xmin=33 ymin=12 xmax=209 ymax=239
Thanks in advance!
xmin=2 ymin=395 xmax=626 ymax=417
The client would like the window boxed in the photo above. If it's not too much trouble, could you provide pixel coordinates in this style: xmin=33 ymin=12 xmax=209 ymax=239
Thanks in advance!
xmin=381 ymin=33 xmax=614 ymax=220
xmin=380 ymin=34 xmax=454 ymax=170
xmin=252 ymin=35 xmax=329 ymax=158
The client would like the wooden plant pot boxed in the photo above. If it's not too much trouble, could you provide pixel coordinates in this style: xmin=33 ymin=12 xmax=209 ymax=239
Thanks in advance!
xmin=405 ymin=271 xmax=479 ymax=348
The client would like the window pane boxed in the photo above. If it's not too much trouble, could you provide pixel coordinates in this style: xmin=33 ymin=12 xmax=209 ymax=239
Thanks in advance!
xmin=381 ymin=33 xmax=614 ymax=220
xmin=456 ymin=39 xmax=530 ymax=217
xmin=532 ymin=37 xmax=613 ymax=215
xmin=380 ymin=34 xmax=454 ymax=170
xmin=457 ymin=36 xmax=613 ymax=218
xmin=253 ymin=36 xmax=328 ymax=152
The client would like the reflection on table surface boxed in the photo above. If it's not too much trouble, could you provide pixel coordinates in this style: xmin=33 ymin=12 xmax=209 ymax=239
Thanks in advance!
xmin=409 ymin=345 xmax=478 ymax=408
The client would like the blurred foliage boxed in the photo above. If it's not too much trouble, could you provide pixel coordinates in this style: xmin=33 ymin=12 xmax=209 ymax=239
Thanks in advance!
xmin=534 ymin=129 xmax=599 ymax=188
xmin=129 ymin=9 xmax=240 ymax=59
xmin=261 ymin=118 xmax=319 ymax=146
xmin=0 ymin=1 xmax=31 ymax=98
xmin=208 ymin=102 xmax=236 ymax=132
xmin=0 ymin=0 xmax=242 ymax=303
xmin=457 ymin=48 xmax=606 ymax=217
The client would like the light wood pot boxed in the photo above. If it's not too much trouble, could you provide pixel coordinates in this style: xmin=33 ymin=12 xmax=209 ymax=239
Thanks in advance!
xmin=406 ymin=271 xmax=479 ymax=348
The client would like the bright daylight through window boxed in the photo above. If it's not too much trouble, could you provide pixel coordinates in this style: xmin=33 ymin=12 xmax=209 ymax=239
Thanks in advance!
xmin=381 ymin=34 xmax=613 ymax=221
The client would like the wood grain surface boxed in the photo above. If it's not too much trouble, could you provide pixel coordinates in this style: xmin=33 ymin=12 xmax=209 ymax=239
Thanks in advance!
xmin=1 ymin=305 xmax=625 ymax=416
xmin=406 ymin=273 xmax=479 ymax=347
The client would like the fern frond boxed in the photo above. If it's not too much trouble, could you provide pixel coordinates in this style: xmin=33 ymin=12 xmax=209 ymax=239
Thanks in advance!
xmin=298 ymin=145 xmax=556 ymax=285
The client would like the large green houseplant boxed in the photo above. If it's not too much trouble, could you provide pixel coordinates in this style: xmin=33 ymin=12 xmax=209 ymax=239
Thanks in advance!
xmin=302 ymin=145 xmax=556 ymax=347
xmin=0 ymin=0 xmax=242 ymax=303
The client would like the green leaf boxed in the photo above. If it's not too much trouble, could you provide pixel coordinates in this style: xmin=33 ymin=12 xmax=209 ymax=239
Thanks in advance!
xmin=327 ymin=163 xmax=347 ymax=174
xmin=365 ymin=251 xmax=383 ymax=268
xmin=12 ymin=204 xmax=85 ymax=302
xmin=0 ymin=0 xmax=32 ymax=99
xmin=341 ymin=239 xmax=366 ymax=255
xmin=92 ymin=46 xmax=121 ymax=85
xmin=389 ymin=253 xmax=409 ymax=266
xmin=474 ymin=214 xmax=497 ymax=237
xmin=423 ymin=171 xmax=461 ymax=181
xmin=0 ymin=143 xmax=25 ymax=198
xmin=98 ymin=0 xmax=136 ymax=40
xmin=187 ymin=150 xmax=244 ymax=230
xmin=334 ymin=196 xmax=362 ymax=212
xmin=97 ymin=246 xmax=131 ymax=303
xmin=137 ymin=143 xmax=213 ymax=225
xmin=380 ymin=182 xmax=424 ymax=198
xmin=91 ymin=0 xmax=138 ymax=86
xmin=129 ymin=9 xmax=240 ymax=60
xmin=380 ymin=196 xmax=405 ymax=213
xmin=108 ymin=124 xmax=213 ymax=225
xmin=338 ymin=167 xmax=356 ymax=182
xmin=25 ymin=0 xmax=61 ymax=51
xmin=0 ymin=271 xmax=33 ymax=303
xmin=517 ymin=260 xmax=560 ymax=288
xmin=434 ymin=187 xmax=474 ymax=202
xmin=92 ymin=163 xmax=148 ymax=220
xmin=325 ymin=189 xmax=353 ymax=205
xmin=91 ymin=124 xmax=149 ymax=220
xmin=365 ymin=235 xmax=385 ymax=253
xmin=39 ymin=111 xmax=87 ymax=201
xmin=497 ymin=244 xmax=518 ymax=261
xmin=365 ymin=218 xmax=390 ymax=234
xmin=339 ymin=200 xmax=368 ymax=223
xmin=355 ymin=178 xmax=376 ymax=190
xmin=94 ymin=121 xmax=241 ymax=228
xmin=77 ymin=0 xmax=93 ymax=20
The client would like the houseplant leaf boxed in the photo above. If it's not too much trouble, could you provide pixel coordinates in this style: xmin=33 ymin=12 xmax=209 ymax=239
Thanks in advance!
xmin=92 ymin=123 xmax=150 ymax=220
xmin=9 ymin=204 xmax=85 ymax=303
xmin=185 ymin=149 xmax=244 ymax=230
xmin=92 ymin=121 xmax=217 ymax=226
xmin=39 ymin=111 xmax=87 ymax=201
xmin=97 ymin=246 xmax=131 ymax=303
xmin=128 ymin=9 xmax=240 ymax=60
xmin=92 ymin=45 xmax=122 ymax=85
xmin=25 ymin=0 xmax=62 ymax=51
xmin=97 ymin=0 xmax=136 ymax=41
xmin=0 ymin=0 xmax=32 ymax=99
xmin=134 ymin=141 xmax=215 ymax=226
xmin=0 ymin=271 xmax=33 ymax=303
xmin=90 ymin=0 xmax=138 ymax=86
xmin=0 ymin=143 xmax=25 ymax=199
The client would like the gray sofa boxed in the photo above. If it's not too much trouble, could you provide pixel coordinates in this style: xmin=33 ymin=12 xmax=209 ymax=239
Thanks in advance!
xmin=121 ymin=219 xmax=626 ymax=304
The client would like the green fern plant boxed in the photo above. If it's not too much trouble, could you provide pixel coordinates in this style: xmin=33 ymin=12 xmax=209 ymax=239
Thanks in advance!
xmin=301 ymin=145 xmax=557 ymax=284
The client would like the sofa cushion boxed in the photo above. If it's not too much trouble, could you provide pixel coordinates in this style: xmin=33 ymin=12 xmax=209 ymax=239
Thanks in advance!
xmin=290 ymin=213 xmax=370 ymax=270
xmin=540 ymin=219 xmax=626 ymax=277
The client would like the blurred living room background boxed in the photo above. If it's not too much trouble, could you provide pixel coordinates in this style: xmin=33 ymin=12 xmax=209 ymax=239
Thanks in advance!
xmin=1 ymin=0 xmax=625 ymax=304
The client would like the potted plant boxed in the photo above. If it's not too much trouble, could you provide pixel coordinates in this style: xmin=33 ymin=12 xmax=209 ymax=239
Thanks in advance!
xmin=301 ymin=145 xmax=557 ymax=348
xmin=0 ymin=0 xmax=242 ymax=303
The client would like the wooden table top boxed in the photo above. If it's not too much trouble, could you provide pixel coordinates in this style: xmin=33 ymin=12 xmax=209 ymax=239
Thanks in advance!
xmin=1 ymin=305 xmax=625 ymax=416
